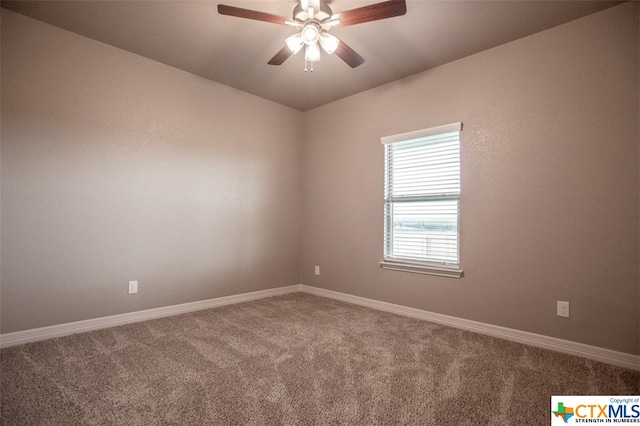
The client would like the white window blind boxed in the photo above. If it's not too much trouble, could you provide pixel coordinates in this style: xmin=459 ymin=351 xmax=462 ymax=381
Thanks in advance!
xmin=381 ymin=123 xmax=462 ymax=276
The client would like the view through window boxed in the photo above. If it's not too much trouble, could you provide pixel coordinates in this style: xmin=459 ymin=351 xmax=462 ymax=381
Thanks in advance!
xmin=382 ymin=123 xmax=461 ymax=269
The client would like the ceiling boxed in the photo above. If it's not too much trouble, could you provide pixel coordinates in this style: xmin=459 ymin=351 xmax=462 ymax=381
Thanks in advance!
xmin=1 ymin=0 xmax=623 ymax=111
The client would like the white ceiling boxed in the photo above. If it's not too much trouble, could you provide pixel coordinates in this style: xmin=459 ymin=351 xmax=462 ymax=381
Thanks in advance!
xmin=1 ymin=0 xmax=622 ymax=111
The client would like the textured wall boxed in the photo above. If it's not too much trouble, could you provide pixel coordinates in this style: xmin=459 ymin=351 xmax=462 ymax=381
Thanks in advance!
xmin=1 ymin=3 xmax=638 ymax=356
xmin=300 ymin=2 xmax=639 ymax=354
xmin=1 ymin=9 xmax=304 ymax=333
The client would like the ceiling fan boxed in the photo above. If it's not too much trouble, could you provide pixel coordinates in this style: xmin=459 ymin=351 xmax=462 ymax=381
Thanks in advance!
xmin=217 ymin=0 xmax=407 ymax=71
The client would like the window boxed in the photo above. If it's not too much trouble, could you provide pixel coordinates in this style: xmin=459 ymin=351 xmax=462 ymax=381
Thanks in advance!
xmin=380 ymin=122 xmax=463 ymax=278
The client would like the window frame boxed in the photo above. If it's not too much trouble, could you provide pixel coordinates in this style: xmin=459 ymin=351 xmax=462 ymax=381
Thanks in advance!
xmin=379 ymin=122 xmax=463 ymax=278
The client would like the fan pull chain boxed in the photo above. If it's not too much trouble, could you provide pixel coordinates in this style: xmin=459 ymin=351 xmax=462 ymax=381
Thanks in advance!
xmin=304 ymin=60 xmax=314 ymax=73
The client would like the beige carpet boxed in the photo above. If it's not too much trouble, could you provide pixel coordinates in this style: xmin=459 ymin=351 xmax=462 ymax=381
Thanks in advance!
xmin=1 ymin=293 xmax=638 ymax=425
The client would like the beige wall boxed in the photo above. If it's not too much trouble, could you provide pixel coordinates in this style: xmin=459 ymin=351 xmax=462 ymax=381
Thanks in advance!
xmin=2 ymin=3 xmax=639 ymax=356
xmin=0 ymin=9 xmax=304 ymax=333
xmin=300 ymin=2 xmax=639 ymax=355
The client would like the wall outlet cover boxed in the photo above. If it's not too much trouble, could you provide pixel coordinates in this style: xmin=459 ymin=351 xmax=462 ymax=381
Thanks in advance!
xmin=557 ymin=301 xmax=569 ymax=318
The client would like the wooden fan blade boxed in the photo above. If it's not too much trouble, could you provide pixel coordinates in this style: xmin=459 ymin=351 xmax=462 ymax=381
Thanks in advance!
xmin=333 ymin=0 xmax=407 ymax=27
xmin=268 ymin=46 xmax=294 ymax=65
xmin=334 ymin=39 xmax=365 ymax=68
xmin=218 ymin=4 xmax=291 ymax=25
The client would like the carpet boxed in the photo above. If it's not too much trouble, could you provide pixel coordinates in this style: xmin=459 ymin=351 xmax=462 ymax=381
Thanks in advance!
xmin=1 ymin=293 xmax=638 ymax=425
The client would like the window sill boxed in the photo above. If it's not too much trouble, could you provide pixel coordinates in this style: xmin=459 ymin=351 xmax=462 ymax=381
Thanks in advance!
xmin=379 ymin=260 xmax=463 ymax=278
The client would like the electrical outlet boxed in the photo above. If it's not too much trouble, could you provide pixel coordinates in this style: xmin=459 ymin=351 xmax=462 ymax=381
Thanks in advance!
xmin=314 ymin=266 xmax=320 ymax=276
xmin=128 ymin=280 xmax=138 ymax=294
xmin=557 ymin=301 xmax=569 ymax=318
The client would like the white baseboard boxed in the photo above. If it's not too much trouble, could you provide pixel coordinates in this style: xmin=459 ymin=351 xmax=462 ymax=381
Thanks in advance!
xmin=0 ymin=285 xmax=303 ymax=348
xmin=299 ymin=285 xmax=640 ymax=371
xmin=2 ymin=283 xmax=638 ymax=371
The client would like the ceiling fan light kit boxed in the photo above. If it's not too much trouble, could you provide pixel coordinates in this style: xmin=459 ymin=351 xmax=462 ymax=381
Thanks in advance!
xmin=319 ymin=33 xmax=339 ymax=55
xmin=302 ymin=24 xmax=319 ymax=43
xmin=285 ymin=33 xmax=305 ymax=54
xmin=217 ymin=0 xmax=407 ymax=71
xmin=305 ymin=42 xmax=321 ymax=63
